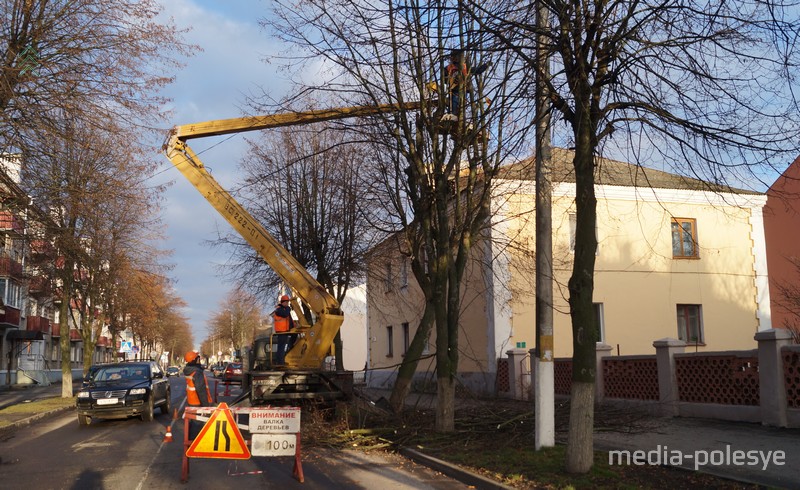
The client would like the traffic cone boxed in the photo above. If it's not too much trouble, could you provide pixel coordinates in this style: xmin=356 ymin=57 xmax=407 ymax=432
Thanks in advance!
xmin=164 ymin=425 xmax=173 ymax=443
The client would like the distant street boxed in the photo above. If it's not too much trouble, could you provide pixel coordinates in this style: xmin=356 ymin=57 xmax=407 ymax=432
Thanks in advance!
xmin=0 ymin=378 xmax=468 ymax=489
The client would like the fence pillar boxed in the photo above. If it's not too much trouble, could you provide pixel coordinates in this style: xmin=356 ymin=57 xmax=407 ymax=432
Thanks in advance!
xmin=595 ymin=343 xmax=613 ymax=403
xmin=653 ymin=338 xmax=685 ymax=416
xmin=756 ymin=328 xmax=793 ymax=427
xmin=505 ymin=348 xmax=530 ymax=400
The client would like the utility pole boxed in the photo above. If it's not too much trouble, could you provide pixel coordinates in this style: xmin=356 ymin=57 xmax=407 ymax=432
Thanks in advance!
xmin=534 ymin=0 xmax=555 ymax=450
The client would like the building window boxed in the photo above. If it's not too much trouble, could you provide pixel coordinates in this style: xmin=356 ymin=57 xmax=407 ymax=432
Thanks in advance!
xmin=402 ymin=322 xmax=410 ymax=355
xmin=386 ymin=325 xmax=394 ymax=357
xmin=677 ymin=304 xmax=704 ymax=344
xmin=671 ymin=218 xmax=698 ymax=258
xmin=384 ymin=262 xmax=393 ymax=292
xmin=400 ymin=259 xmax=409 ymax=289
xmin=569 ymin=213 xmax=577 ymax=252
xmin=0 ymin=278 xmax=22 ymax=309
xmin=593 ymin=303 xmax=605 ymax=343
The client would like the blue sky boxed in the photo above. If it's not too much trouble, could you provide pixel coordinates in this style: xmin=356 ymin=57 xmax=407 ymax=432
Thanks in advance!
xmin=154 ymin=0 xmax=287 ymax=344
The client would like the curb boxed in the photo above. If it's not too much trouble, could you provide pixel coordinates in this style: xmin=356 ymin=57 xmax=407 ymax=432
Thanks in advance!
xmin=398 ymin=446 xmax=515 ymax=490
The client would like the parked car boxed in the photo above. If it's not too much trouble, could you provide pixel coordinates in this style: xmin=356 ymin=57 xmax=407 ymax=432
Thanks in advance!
xmin=76 ymin=360 xmax=171 ymax=426
xmin=222 ymin=362 xmax=243 ymax=384
xmin=211 ymin=363 xmax=227 ymax=378
xmin=166 ymin=366 xmax=181 ymax=377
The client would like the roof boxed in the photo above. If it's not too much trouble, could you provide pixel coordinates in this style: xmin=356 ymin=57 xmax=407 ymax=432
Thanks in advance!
xmin=497 ymin=148 xmax=761 ymax=195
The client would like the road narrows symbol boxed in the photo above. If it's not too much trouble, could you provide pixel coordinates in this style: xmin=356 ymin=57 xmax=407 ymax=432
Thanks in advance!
xmin=186 ymin=403 xmax=250 ymax=459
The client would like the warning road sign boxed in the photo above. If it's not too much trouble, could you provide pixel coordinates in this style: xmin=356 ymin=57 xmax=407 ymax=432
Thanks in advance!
xmin=186 ymin=403 xmax=250 ymax=459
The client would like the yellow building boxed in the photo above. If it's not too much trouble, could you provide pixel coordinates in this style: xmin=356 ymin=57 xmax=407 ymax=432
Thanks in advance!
xmin=366 ymin=149 xmax=770 ymax=394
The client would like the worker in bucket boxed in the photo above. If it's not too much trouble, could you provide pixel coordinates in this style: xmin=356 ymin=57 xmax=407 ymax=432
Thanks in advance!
xmin=272 ymin=294 xmax=295 ymax=365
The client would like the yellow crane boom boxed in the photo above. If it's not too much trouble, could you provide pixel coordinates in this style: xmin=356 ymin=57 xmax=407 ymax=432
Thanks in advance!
xmin=163 ymin=101 xmax=420 ymax=371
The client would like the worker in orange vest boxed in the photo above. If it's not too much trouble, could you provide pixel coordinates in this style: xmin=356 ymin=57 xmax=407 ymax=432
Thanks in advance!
xmin=272 ymin=295 xmax=295 ymax=365
xmin=441 ymin=48 xmax=490 ymax=123
xmin=183 ymin=350 xmax=212 ymax=439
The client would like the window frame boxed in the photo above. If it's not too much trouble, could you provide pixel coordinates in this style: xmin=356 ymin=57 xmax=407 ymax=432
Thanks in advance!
xmin=676 ymin=304 xmax=705 ymax=344
xmin=593 ymin=302 xmax=605 ymax=343
xmin=402 ymin=322 xmax=410 ymax=356
xmin=386 ymin=325 xmax=394 ymax=357
xmin=400 ymin=259 xmax=409 ymax=289
xmin=384 ymin=262 xmax=393 ymax=292
xmin=671 ymin=218 xmax=699 ymax=259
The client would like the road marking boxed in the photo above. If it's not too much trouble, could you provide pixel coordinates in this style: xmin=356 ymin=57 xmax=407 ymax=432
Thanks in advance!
xmin=134 ymin=428 xmax=167 ymax=490
xmin=72 ymin=441 xmax=114 ymax=451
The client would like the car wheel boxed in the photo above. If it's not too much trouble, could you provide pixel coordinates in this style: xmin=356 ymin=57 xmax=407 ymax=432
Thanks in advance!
xmin=78 ymin=414 xmax=91 ymax=426
xmin=161 ymin=389 xmax=172 ymax=415
xmin=141 ymin=397 xmax=154 ymax=422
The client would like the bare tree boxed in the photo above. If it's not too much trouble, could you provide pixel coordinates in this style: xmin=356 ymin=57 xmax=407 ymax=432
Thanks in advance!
xmin=469 ymin=0 xmax=800 ymax=473
xmin=263 ymin=0 xmax=531 ymax=430
xmin=207 ymin=289 xmax=262 ymax=356
xmin=22 ymin=119 xmax=167 ymax=396
xmin=215 ymin=118 xmax=381 ymax=370
xmin=114 ymin=267 xmax=190 ymax=361
xmin=2 ymin=0 xmax=195 ymax=397
xmin=0 ymin=0 xmax=195 ymax=154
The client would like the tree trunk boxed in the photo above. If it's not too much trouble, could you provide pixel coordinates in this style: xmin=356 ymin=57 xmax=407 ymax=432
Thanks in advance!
xmin=333 ymin=330 xmax=344 ymax=371
xmin=60 ymin=293 xmax=72 ymax=398
xmin=565 ymin=380 xmax=595 ymax=473
xmin=435 ymin=374 xmax=455 ymax=432
xmin=82 ymin=343 xmax=94 ymax=376
xmin=389 ymin=302 xmax=434 ymax=411
xmin=566 ymin=125 xmax=599 ymax=471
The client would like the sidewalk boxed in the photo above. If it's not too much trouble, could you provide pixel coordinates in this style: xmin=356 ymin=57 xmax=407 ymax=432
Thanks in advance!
xmin=0 ymin=382 xmax=75 ymax=434
xmin=0 ymin=381 xmax=71 ymax=401
xmin=361 ymin=388 xmax=799 ymax=489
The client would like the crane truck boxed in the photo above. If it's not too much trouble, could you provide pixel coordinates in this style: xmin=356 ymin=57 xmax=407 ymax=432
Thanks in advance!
xmin=163 ymin=102 xmax=420 ymax=405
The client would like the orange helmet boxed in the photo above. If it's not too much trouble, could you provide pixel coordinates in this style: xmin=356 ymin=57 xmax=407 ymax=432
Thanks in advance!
xmin=280 ymin=295 xmax=290 ymax=302
xmin=184 ymin=350 xmax=199 ymax=363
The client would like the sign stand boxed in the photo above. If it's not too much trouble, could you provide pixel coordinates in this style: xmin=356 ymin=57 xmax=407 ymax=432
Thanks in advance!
xmin=180 ymin=404 xmax=304 ymax=483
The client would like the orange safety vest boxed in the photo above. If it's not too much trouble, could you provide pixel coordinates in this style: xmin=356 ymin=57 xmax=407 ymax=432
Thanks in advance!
xmin=446 ymin=62 xmax=468 ymax=93
xmin=185 ymin=372 xmax=211 ymax=406
xmin=273 ymin=314 xmax=290 ymax=333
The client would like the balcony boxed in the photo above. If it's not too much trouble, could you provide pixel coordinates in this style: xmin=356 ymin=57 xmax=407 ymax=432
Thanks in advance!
xmin=0 ymin=307 xmax=21 ymax=327
xmin=96 ymin=336 xmax=110 ymax=347
xmin=69 ymin=329 xmax=82 ymax=341
xmin=27 ymin=315 xmax=51 ymax=334
xmin=29 ymin=239 xmax=55 ymax=258
xmin=0 ymin=211 xmax=24 ymax=235
xmin=28 ymin=274 xmax=52 ymax=297
xmin=0 ymin=256 xmax=23 ymax=278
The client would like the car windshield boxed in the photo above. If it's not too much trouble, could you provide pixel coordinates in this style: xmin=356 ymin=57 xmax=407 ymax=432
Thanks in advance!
xmin=94 ymin=366 xmax=149 ymax=381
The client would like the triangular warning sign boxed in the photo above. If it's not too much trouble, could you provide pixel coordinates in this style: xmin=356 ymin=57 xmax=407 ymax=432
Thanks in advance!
xmin=186 ymin=402 xmax=250 ymax=459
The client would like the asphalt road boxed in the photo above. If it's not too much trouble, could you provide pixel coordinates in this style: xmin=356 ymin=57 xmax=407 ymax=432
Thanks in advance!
xmin=0 ymin=378 xmax=472 ymax=489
